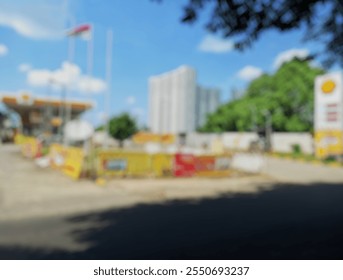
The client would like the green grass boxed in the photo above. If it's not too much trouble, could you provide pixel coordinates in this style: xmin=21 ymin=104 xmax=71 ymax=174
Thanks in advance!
xmin=272 ymin=151 xmax=341 ymax=165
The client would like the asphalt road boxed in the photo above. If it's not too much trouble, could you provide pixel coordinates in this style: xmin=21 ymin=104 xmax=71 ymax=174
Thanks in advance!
xmin=1 ymin=144 xmax=343 ymax=259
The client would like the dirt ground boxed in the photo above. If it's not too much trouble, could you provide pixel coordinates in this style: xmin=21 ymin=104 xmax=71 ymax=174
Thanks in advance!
xmin=0 ymin=144 xmax=276 ymax=221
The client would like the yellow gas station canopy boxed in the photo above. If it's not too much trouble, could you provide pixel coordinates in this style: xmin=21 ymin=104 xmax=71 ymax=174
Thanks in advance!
xmin=1 ymin=93 xmax=93 ymax=112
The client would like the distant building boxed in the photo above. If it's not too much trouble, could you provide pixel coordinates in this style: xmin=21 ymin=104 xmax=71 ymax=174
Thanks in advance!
xmin=195 ymin=86 xmax=220 ymax=129
xmin=148 ymin=65 xmax=220 ymax=134
xmin=149 ymin=65 xmax=196 ymax=134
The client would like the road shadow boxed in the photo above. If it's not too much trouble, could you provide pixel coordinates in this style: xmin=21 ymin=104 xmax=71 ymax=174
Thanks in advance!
xmin=1 ymin=181 xmax=343 ymax=259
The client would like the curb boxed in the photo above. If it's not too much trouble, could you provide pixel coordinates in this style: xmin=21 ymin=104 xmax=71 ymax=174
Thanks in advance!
xmin=269 ymin=154 xmax=343 ymax=168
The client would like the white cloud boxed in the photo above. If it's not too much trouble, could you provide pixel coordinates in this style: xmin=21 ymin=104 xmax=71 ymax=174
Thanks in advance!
xmin=0 ymin=0 xmax=67 ymax=39
xmin=0 ymin=44 xmax=8 ymax=56
xmin=27 ymin=69 xmax=52 ymax=86
xmin=126 ymin=96 xmax=136 ymax=105
xmin=273 ymin=48 xmax=309 ymax=69
xmin=198 ymin=35 xmax=234 ymax=53
xmin=237 ymin=66 xmax=263 ymax=81
xmin=78 ymin=77 xmax=107 ymax=94
xmin=26 ymin=61 xmax=107 ymax=94
xmin=18 ymin=63 xmax=31 ymax=72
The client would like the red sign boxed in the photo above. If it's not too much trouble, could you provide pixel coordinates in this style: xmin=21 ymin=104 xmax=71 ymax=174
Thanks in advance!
xmin=194 ymin=156 xmax=216 ymax=172
xmin=173 ymin=154 xmax=195 ymax=177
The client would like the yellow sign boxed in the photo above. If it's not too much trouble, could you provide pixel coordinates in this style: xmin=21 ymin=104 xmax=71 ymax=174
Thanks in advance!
xmin=49 ymin=144 xmax=84 ymax=179
xmin=62 ymin=147 xmax=84 ymax=180
xmin=321 ymin=80 xmax=336 ymax=94
xmin=132 ymin=132 xmax=175 ymax=144
xmin=51 ymin=117 xmax=62 ymax=127
xmin=14 ymin=134 xmax=26 ymax=145
xmin=49 ymin=144 xmax=65 ymax=169
xmin=151 ymin=153 xmax=173 ymax=177
xmin=20 ymin=137 xmax=39 ymax=158
xmin=18 ymin=93 xmax=34 ymax=106
xmin=97 ymin=150 xmax=151 ymax=177
xmin=315 ymin=130 xmax=343 ymax=158
xmin=96 ymin=150 xmax=173 ymax=177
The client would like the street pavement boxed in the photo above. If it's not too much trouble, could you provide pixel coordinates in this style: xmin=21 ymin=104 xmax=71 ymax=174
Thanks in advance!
xmin=1 ymin=144 xmax=343 ymax=259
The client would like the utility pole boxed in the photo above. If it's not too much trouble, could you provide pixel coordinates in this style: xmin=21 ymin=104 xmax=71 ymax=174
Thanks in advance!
xmin=64 ymin=18 xmax=76 ymax=146
xmin=58 ymin=85 xmax=67 ymax=141
xmin=250 ymin=104 xmax=257 ymax=133
xmin=263 ymin=110 xmax=272 ymax=152
xmin=104 ymin=29 xmax=113 ymax=149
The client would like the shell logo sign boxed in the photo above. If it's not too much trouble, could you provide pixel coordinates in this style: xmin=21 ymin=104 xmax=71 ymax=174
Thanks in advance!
xmin=321 ymin=79 xmax=336 ymax=94
xmin=51 ymin=117 xmax=62 ymax=127
xmin=17 ymin=93 xmax=34 ymax=105
xmin=315 ymin=72 xmax=343 ymax=158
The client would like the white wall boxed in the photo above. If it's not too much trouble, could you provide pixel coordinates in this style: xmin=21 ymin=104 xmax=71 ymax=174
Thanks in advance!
xmin=271 ymin=133 xmax=314 ymax=154
xmin=186 ymin=132 xmax=259 ymax=150
xmin=186 ymin=132 xmax=314 ymax=154
xmin=186 ymin=133 xmax=219 ymax=148
xmin=222 ymin=132 xmax=259 ymax=150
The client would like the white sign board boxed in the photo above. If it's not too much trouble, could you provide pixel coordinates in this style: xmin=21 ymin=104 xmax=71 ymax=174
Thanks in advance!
xmin=314 ymin=72 xmax=343 ymax=131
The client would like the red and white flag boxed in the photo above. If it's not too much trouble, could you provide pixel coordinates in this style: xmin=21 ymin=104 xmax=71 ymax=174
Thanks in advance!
xmin=67 ymin=24 xmax=92 ymax=40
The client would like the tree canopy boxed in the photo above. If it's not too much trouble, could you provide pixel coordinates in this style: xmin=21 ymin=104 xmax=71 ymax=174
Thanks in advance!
xmin=173 ymin=0 xmax=343 ymax=67
xmin=108 ymin=113 xmax=138 ymax=146
xmin=200 ymin=59 xmax=325 ymax=133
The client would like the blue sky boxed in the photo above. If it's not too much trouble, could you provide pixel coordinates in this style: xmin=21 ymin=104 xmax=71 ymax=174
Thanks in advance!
xmin=0 ymin=0 xmax=328 ymax=128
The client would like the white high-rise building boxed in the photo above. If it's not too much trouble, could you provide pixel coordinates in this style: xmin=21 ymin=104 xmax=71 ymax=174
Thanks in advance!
xmin=149 ymin=65 xmax=196 ymax=134
xmin=195 ymin=86 xmax=220 ymax=129
xmin=149 ymin=65 xmax=221 ymax=134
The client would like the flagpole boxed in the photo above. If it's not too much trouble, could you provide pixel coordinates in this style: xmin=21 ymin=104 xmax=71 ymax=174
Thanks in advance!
xmin=63 ymin=18 xmax=76 ymax=146
xmin=87 ymin=24 xmax=94 ymax=82
xmin=104 ymin=29 xmax=113 ymax=149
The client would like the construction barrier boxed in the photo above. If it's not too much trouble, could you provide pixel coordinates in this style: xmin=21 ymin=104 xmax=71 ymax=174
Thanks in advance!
xmin=315 ymin=130 xmax=343 ymax=158
xmin=49 ymin=144 xmax=84 ymax=179
xmin=194 ymin=155 xmax=232 ymax=177
xmin=96 ymin=150 xmax=151 ymax=177
xmin=20 ymin=136 xmax=41 ymax=158
xmin=231 ymin=153 xmax=265 ymax=173
xmin=96 ymin=150 xmax=232 ymax=178
xmin=14 ymin=137 xmax=233 ymax=180
xmin=173 ymin=153 xmax=196 ymax=177
xmin=151 ymin=153 xmax=173 ymax=177
xmin=14 ymin=134 xmax=26 ymax=145
xmin=49 ymin=144 xmax=66 ymax=169
xmin=62 ymin=146 xmax=84 ymax=180
xmin=96 ymin=151 xmax=173 ymax=177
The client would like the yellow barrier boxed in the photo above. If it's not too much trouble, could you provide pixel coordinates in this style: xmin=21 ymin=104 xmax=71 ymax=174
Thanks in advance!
xmin=62 ymin=146 xmax=84 ymax=180
xmin=49 ymin=144 xmax=84 ymax=179
xmin=96 ymin=150 xmax=231 ymax=178
xmin=194 ymin=155 xmax=231 ymax=177
xmin=49 ymin=144 xmax=65 ymax=169
xmin=96 ymin=150 xmax=173 ymax=177
xmin=14 ymin=134 xmax=42 ymax=158
xmin=14 ymin=134 xmax=26 ymax=145
xmin=126 ymin=152 xmax=151 ymax=176
xmin=97 ymin=150 xmax=151 ymax=177
xmin=151 ymin=153 xmax=173 ymax=177
xmin=315 ymin=130 xmax=343 ymax=158
xmin=21 ymin=137 xmax=39 ymax=158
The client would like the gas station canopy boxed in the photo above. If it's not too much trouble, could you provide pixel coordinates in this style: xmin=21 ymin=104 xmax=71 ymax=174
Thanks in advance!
xmin=0 ymin=92 xmax=94 ymax=136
